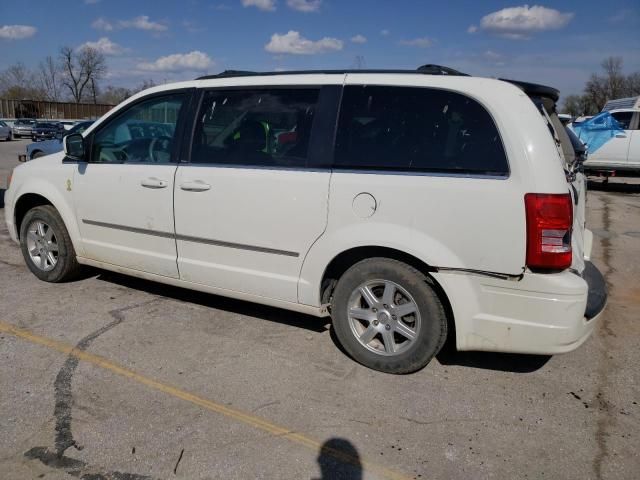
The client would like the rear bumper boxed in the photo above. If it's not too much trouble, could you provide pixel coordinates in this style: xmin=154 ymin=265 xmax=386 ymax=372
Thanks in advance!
xmin=583 ymin=261 xmax=607 ymax=319
xmin=434 ymin=261 xmax=607 ymax=355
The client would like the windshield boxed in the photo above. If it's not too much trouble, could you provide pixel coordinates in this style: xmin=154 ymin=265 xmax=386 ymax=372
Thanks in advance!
xmin=35 ymin=122 xmax=57 ymax=129
xmin=68 ymin=121 xmax=93 ymax=135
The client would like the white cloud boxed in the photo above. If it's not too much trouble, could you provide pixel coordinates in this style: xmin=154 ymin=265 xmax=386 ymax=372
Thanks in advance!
xmin=80 ymin=37 xmax=126 ymax=55
xmin=0 ymin=25 xmax=37 ymax=40
xmin=92 ymin=15 xmax=167 ymax=32
xmin=467 ymin=25 xmax=478 ymax=34
xmin=399 ymin=37 xmax=433 ymax=48
xmin=287 ymin=0 xmax=321 ymax=12
xmin=380 ymin=29 xmax=390 ymax=36
xmin=477 ymin=5 xmax=574 ymax=39
xmin=265 ymin=30 xmax=343 ymax=55
xmin=84 ymin=0 xmax=101 ymax=4
xmin=351 ymin=34 xmax=367 ymax=44
xmin=137 ymin=51 xmax=214 ymax=72
xmin=118 ymin=15 xmax=167 ymax=31
xmin=242 ymin=0 xmax=276 ymax=11
xmin=92 ymin=17 xmax=114 ymax=31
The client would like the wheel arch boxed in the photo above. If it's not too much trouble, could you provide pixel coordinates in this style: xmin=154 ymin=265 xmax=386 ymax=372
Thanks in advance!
xmin=14 ymin=193 xmax=53 ymax=238
xmin=317 ymin=245 xmax=456 ymax=347
xmin=12 ymin=185 xmax=83 ymax=257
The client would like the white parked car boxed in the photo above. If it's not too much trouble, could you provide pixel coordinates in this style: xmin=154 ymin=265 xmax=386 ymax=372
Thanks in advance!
xmin=579 ymin=108 xmax=640 ymax=173
xmin=4 ymin=67 xmax=607 ymax=373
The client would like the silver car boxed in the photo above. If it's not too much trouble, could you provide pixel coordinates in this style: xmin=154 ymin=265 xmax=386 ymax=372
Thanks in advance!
xmin=0 ymin=120 xmax=12 ymax=141
xmin=12 ymin=119 xmax=36 ymax=138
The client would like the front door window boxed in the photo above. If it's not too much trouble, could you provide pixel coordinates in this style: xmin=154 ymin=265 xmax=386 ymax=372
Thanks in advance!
xmin=91 ymin=94 xmax=185 ymax=163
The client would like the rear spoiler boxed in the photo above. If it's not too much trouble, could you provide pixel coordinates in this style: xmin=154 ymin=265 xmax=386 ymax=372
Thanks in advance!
xmin=500 ymin=79 xmax=560 ymax=103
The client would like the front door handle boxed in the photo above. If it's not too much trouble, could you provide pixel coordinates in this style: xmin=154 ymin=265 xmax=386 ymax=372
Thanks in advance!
xmin=141 ymin=177 xmax=168 ymax=189
xmin=180 ymin=180 xmax=211 ymax=192
xmin=615 ymin=133 xmax=627 ymax=138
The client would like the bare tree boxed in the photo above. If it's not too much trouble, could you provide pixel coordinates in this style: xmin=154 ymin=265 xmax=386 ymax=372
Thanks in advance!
xmin=0 ymin=62 xmax=46 ymax=100
xmin=98 ymin=85 xmax=132 ymax=105
xmin=626 ymin=72 xmax=640 ymax=96
xmin=37 ymin=56 xmax=61 ymax=101
xmin=59 ymin=46 xmax=107 ymax=103
xmin=562 ymin=95 xmax=582 ymax=117
xmin=135 ymin=79 xmax=157 ymax=92
xmin=601 ymin=56 xmax=626 ymax=99
xmin=583 ymin=56 xmax=638 ymax=111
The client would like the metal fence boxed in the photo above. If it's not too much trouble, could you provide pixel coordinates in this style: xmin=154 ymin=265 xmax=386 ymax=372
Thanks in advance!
xmin=0 ymin=98 xmax=114 ymax=120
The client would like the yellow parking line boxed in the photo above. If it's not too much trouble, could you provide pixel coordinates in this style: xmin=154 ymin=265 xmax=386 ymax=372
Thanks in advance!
xmin=0 ymin=320 xmax=413 ymax=480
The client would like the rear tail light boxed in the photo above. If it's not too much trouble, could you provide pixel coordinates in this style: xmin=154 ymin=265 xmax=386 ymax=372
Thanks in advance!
xmin=524 ymin=193 xmax=573 ymax=270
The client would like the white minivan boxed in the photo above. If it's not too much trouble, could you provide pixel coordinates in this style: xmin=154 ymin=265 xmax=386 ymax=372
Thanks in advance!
xmin=4 ymin=67 xmax=607 ymax=373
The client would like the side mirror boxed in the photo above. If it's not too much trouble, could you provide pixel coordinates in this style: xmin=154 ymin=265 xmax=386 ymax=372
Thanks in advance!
xmin=63 ymin=133 xmax=86 ymax=161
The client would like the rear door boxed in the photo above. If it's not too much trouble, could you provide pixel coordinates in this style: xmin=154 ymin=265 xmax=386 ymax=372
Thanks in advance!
xmin=532 ymin=95 xmax=586 ymax=273
xmin=173 ymin=85 xmax=339 ymax=302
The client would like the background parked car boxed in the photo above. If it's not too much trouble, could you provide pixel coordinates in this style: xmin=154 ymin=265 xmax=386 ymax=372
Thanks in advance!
xmin=25 ymin=120 xmax=94 ymax=159
xmin=575 ymin=109 xmax=640 ymax=174
xmin=12 ymin=119 xmax=36 ymax=138
xmin=31 ymin=121 xmax=64 ymax=141
xmin=0 ymin=120 xmax=12 ymax=141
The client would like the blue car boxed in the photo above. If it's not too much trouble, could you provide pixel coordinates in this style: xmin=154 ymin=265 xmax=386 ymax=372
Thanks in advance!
xmin=25 ymin=121 xmax=94 ymax=160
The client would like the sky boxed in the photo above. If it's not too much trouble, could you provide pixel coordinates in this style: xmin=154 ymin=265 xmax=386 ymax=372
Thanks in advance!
xmin=0 ymin=0 xmax=639 ymax=97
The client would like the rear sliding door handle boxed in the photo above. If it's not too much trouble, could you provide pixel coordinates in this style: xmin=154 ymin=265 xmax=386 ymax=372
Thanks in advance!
xmin=180 ymin=180 xmax=211 ymax=192
xmin=141 ymin=177 xmax=168 ymax=189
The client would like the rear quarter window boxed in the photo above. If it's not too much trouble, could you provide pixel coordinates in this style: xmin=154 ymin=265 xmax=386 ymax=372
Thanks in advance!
xmin=334 ymin=85 xmax=509 ymax=176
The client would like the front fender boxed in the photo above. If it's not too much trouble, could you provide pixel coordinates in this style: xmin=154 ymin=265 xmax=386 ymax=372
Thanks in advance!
xmin=11 ymin=174 xmax=84 ymax=257
xmin=297 ymin=222 xmax=464 ymax=306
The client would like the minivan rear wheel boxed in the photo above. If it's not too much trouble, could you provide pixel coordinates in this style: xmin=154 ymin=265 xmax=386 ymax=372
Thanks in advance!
xmin=19 ymin=205 xmax=81 ymax=282
xmin=331 ymin=258 xmax=447 ymax=374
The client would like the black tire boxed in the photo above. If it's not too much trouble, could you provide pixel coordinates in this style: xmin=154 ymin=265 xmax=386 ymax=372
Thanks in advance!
xmin=331 ymin=258 xmax=447 ymax=374
xmin=31 ymin=151 xmax=45 ymax=159
xmin=19 ymin=205 xmax=81 ymax=282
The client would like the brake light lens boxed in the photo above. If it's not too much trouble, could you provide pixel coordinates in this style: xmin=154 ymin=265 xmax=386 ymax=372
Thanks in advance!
xmin=524 ymin=193 xmax=573 ymax=270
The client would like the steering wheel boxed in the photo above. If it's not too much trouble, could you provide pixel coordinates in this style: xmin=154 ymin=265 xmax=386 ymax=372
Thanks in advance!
xmin=98 ymin=142 xmax=128 ymax=163
xmin=148 ymin=136 xmax=172 ymax=162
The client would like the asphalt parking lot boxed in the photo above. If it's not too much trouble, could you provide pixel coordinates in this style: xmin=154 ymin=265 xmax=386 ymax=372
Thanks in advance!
xmin=0 ymin=138 xmax=639 ymax=480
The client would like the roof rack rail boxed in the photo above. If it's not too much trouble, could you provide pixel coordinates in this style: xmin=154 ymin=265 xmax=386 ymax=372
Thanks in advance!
xmin=196 ymin=64 xmax=469 ymax=80
xmin=416 ymin=64 xmax=469 ymax=76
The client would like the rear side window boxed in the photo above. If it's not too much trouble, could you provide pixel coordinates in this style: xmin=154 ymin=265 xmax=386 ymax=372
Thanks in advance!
xmin=334 ymin=86 xmax=508 ymax=175
xmin=191 ymin=88 xmax=319 ymax=167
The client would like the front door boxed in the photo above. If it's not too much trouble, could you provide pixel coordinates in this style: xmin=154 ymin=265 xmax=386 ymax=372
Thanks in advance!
xmin=587 ymin=110 xmax=633 ymax=167
xmin=73 ymin=92 xmax=188 ymax=278
xmin=174 ymin=86 xmax=338 ymax=302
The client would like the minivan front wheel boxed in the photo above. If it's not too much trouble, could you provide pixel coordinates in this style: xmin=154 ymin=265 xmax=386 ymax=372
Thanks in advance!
xmin=331 ymin=258 xmax=447 ymax=374
xmin=20 ymin=205 xmax=81 ymax=282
